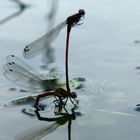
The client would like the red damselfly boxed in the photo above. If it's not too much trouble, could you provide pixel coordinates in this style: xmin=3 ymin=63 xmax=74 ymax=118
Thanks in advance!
xmin=23 ymin=9 xmax=85 ymax=59
xmin=3 ymin=55 xmax=78 ymax=107
xmin=65 ymin=9 xmax=85 ymax=92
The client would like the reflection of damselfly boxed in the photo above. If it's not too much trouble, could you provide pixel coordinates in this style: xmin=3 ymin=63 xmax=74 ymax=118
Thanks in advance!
xmin=15 ymin=106 xmax=81 ymax=140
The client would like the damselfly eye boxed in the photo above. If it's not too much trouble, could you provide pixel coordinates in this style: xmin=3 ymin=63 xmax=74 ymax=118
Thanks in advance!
xmin=8 ymin=62 xmax=15 ymax=65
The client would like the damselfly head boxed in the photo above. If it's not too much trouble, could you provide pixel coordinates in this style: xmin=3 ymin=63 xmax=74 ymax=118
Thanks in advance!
xmin=70 ymin=114 xmax=76 ymax=120
xmin=78 ymin=9 xmax=85 ymax=16
xmin=66 ymin=9 xmax=85 ymax=27
xmin=70 ymin=92 xmax=77 ymax=98
xmin=8 ymin=62 xmax=15 ymax=65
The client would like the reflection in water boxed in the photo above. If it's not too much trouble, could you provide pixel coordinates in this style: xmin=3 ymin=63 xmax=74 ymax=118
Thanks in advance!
xmin=135 ymin=104 xmax=140 ymax=112
xmin=0 ymin=0 xmax=27 ymax=25
xmin=15 ymin=105 xmax=80 ymax=140
xmin=35 ymin=107 xmax=77 ymax=140
xmin=136 ymin=66 xmax=140 ymax=70
xmin=133 ymin=40 xmax=140 ymax=44
xmin=41 ymin=43 xmax=55 ymax=70
xmin=47 ymin=0 xmax=59 ymax=29
xmin=41 ymin=0 xmax=59 ymax=70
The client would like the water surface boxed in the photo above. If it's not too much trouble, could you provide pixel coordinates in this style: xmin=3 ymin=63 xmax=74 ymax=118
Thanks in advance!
xmin=0 ymin=0 xmax=140 ymax=139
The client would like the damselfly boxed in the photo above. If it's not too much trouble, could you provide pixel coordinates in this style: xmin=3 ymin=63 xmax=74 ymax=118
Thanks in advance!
xmin=65 ymin=9 xmax=85 ymax=92
xmin=23 ymin=9 xmax=85 ymax=59
xmin=3 ymin=55 xmax=78 ymax=107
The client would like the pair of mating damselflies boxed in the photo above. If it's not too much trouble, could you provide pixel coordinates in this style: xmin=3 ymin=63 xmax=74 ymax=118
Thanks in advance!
xmin=4 ymin=9 xmax=85 ymax=109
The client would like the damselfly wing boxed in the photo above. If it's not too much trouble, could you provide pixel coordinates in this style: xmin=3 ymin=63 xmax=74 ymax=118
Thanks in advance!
xmin=3 ymin=55 xmax=58 ymax=92
xmin=23 ymin=21 xmax=66 ymax=59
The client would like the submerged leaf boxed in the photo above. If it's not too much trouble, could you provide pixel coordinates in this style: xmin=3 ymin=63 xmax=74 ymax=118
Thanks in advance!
xmin=70 ymin=77 xmax=86 ymax=89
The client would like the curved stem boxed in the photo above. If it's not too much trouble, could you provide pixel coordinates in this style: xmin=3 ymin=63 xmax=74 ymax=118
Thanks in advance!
xmin=65 ymin=26 xmax=71 ymax=93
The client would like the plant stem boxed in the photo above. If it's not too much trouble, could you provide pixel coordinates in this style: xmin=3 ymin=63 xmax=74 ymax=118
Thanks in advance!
xmin=65 ymin=26 xmax=71 ymax=93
